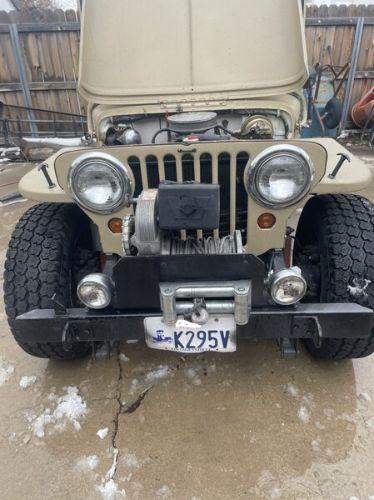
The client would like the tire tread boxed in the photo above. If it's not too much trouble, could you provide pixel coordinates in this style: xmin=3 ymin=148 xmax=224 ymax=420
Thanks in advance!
xmin=3 ymin=203 xmax=95 ymax=359
xmin=298 ymin=194 xmax=374 ymax=360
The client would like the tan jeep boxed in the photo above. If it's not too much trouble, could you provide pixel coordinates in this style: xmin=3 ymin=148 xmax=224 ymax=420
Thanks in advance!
xmin=3 ymin=0 xmax=374 ymax=360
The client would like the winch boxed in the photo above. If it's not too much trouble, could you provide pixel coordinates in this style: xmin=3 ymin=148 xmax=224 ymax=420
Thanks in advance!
xmin=122 ymin=183 xmax=246 ymax=326
xmin=122 ymin=184 xmax=244 ymax=257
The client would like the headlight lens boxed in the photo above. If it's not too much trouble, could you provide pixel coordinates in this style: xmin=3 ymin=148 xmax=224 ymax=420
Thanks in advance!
xmin=247 ymin=145 xmax=314 ymax=208
xmin=269 ymin=268 xmax=307 ymax=305
xmin=69 ymin=152 xmax=132 ymax=213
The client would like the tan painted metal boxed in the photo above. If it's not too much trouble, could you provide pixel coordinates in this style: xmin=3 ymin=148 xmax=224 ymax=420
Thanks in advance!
xmin=79 ymin=0 xmax=308 ymax=108
xmin=19 ymin=152 xmax=70 ymax=203
xmin=18 ymin=138 xmax=372 ymax=256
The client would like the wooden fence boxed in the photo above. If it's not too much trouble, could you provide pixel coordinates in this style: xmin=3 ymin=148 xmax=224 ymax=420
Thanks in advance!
xmin=0 ymin=5 xmax=373 ymax=138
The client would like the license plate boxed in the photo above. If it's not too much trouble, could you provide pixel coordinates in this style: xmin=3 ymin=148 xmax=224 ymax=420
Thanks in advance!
xmin=144 ymin=316 xmax=236 ymax=353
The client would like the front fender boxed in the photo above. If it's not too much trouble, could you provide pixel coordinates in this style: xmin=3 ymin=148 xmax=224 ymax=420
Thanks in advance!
xmin=18 ymin=152 xmax=70 ymax=203
xmin=311 ymin=138 xmax=372 ymax=195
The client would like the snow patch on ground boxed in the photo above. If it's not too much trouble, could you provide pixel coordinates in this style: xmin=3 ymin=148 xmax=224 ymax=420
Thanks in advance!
xmin=119 ymin=353 xmax=130 ymax=363
xmin=208 ymin=363 xmax=217 ymax=373
xmin=0 ymin=147 xmax=20 ymax=161
xmin=96 ymin=446 xmax=125 ymax=500
xmin=185 ymin=367 xmax=202 ymax=386
xmin=130 ymin=378 xmax=140 ymax=394
xmin=358 ymin=392 xmax=371 ymax=403
xmin=95 ymin=344 xmax=112 ymax=359
xmin=129 ymin=365 xmax=172 ymax=395
xmin=106 ymin=447 xmax=119 ymax=483
xmin=298 ymin=406 xmax=310 ymax=423
xmin=311 ymin=439 xmax=321 ymax=451
xmin=96 ymin=479 xmax=125 ymax=500
xmin=0 ymin=358 xmax=14 ymax=386
xmin=76 ymin=455 xmax=100 ymax=472
xmin=97 ymin=427 xmax=109 ymax=440
xmin=156 ymin=485 xmax=173 ymax=498
xmin=29 ymin=386 xmax=87 ymax=438
xmin=285 ymin=382 xmax=314 ymax=423
xmin=122 ymin=453 xmax=140 ymax=469
xmin=19 ymin=375 xmax=37 ymax=389
xmin=286 ymin=383 xmax=299 ymax=398
xmin=145 ymin=365 xmax=170 ymax=382
xmin=366 ymin=416 xmax=374 ymax=429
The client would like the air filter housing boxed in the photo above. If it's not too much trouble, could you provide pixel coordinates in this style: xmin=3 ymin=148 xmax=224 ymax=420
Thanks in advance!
xmin=168 ymin=112 xmax=218 ymax=133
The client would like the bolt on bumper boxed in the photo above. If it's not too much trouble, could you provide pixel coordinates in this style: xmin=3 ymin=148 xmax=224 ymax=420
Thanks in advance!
xmin=13 ymin=302 xmax=373 ymax=345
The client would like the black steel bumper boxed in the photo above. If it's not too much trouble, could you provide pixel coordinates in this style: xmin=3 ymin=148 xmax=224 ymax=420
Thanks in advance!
xmin=11 ymin=254 xmax=373 ymax=345
xmin=13 ymin=302 xmax=373 ymax=345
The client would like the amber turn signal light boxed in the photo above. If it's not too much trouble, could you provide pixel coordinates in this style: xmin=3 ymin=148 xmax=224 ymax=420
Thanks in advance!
xmin=257 ymin=213 xmax=276 ymax=229
xmin=108 ymin=218 xmax=123 ymax=233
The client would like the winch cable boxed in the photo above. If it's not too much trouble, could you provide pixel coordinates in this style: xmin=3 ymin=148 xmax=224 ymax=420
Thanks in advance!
xmin=168 ymin=235 xmax=238 ymax=255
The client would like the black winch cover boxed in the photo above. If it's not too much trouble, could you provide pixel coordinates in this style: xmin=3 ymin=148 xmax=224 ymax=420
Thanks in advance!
xmin=158 ymin=182 xmax=220 ymax=230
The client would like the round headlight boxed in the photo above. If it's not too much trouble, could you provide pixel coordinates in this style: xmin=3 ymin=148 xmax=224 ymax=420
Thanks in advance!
xmin=247 ymin=145 xmax=314 ymax=208
xmin=269 ymin=268 xmax=307 ymax=305
xmin=69 ymin=152 xmax=132 ymax=213
xmin=77 ymin=273 xmax=114 ymax=309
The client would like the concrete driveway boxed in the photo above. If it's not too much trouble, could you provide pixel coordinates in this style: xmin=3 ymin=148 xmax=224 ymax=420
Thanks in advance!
xmin=1 ymin=153 xmax=374 ymax=500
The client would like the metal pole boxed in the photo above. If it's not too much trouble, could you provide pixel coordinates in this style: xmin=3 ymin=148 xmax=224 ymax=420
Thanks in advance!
xmin=340 ymin=17 xmax=365 ymax=131
xmin=9 ymin=23 xmax=38 ymax=137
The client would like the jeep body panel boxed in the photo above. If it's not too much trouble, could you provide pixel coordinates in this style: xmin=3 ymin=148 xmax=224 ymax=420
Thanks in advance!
xmin=79 ymin=0 xmax=308 ymax=110
xmin=19 ymin=138 xmax=372 ymax=256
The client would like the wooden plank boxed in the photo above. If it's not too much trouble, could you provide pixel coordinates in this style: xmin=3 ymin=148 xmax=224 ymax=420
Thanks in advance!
xmin=357 ymin=25 xmax=374 ymax=72
xmin=336 ymin=71 xmax=374 ymax=80
xmin=0 ymin=22 xmax=80 ymax=33
xmin=1 ymin=17 xmax=369 ymax=32
xmin=306 ymin=5 xmax=374 ymax=18
xmin=307 ymin=18 xmax=374 ymax=27
xmin=65 ymin=10 xmax=78 ymax=22
xmin=0 ymin=81 xmax=77 ymax=91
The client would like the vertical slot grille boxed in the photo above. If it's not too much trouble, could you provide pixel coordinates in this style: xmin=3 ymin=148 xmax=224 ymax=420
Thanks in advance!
xmin=236 ymin=152 xmax=250 ymax=244
xmin=126 ymin=148 xmax=249 ymax=242
xmin=128 ymin=156 xmax=143 ymax=197
xmin=145 ymin=155 xmax=160 ymax=188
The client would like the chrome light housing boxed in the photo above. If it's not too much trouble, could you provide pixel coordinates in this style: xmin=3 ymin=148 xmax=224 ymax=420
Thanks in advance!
xmin=77 ymin=273 xmax=114 ymax=309
xmin=269 ymin=267 xmax=307 ymax=305
xmin=246 ymin=145 xmax=314 ymax=208
xmin=68 ymin=152 xmax=132 ymax=213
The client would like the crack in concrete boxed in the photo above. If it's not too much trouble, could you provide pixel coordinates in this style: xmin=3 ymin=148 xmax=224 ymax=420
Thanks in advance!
xmin=122 ymin=385 xmax=153 ymax=414
xmin=106 ymin=343 xmax=124 ymax=483
xmin=104 ymin=344 xmax=156 ymax=483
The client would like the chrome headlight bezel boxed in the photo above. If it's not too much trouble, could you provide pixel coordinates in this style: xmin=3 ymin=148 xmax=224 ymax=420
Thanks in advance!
xmin=246 ymin=145 xmax=315 ymax=209
xmin=68 ymin=152 xmax=133 ymax=214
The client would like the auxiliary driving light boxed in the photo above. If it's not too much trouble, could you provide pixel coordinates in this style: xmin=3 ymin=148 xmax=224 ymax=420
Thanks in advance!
xmin=77 ymin=273 xmax=114 ymax=309
xmin=269 ymin=268 xmax=307 ymax=305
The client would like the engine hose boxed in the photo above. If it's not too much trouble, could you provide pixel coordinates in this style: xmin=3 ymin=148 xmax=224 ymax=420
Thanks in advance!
xmin=215 ymin=125 xmax=241 ymax=139
xmin=152 ymin=128 xmax=176 ymax=144
xmin=152 ymin=126 xmax=239 ymax=144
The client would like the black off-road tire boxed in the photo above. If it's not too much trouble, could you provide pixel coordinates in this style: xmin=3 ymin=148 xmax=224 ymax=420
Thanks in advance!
xmin=295 ymin=194 xmax=374 ymax=360
xmin=3 ymin=203 xmax=99 ymax=359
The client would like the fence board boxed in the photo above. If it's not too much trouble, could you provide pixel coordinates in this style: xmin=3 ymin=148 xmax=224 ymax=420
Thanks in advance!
xmin=0 ymin=6 xmax=373 ymax=138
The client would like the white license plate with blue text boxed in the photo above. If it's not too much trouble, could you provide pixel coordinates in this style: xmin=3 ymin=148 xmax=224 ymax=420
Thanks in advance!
xmin=144 ymin=316 xmax=237 ymax=353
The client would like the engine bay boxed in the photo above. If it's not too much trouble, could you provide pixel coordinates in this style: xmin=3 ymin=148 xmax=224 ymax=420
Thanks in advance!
xmin=100 ymin=109 xmax=293 ymax=146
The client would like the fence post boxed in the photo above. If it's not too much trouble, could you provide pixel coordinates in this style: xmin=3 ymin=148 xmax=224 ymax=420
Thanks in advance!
xmin=9 ymin=23 xmax=38 ymax=137
xmin=340 ymin=16 xmax=365 ymax=131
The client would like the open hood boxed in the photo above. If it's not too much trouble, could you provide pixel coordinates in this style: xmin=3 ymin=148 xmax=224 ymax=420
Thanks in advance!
xmin=79 ymin=0 xmax=308 ymax=106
